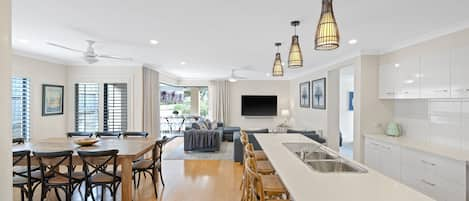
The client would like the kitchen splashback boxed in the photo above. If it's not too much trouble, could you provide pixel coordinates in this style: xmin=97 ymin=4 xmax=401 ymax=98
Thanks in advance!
xmin=393 ymin=99 xmax=469 ymax=151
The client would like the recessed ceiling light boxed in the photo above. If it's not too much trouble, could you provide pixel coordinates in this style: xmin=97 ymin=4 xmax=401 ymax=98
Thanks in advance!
xmin=348 ymin=39 xmax=358 ymax=44
xmin=281 ymin=62 xmax=285 ymax=66
xmin=394 ymin=63 xmax=400 ymax=68
xmin=180 ymin=61 xmax=186 ymax=65
xmin=17 ymin=39 xmax=30 ymax=44
xmin=228 ymin=78 xmax=237 ymax=82
xmin=149 ymin=40 xmax=159 ymax=45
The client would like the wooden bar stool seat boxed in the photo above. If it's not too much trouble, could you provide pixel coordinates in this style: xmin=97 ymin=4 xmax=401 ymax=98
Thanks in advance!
xmin=253 ymin=150 xmax=268 ymax=161
xmin=256 ymin=160 xmax=274 ymax=174
xmin=260 ymin=174 xmax=288 ymax=195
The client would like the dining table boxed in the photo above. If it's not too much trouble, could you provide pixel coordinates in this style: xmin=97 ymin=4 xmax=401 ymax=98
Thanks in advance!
xmin=12 ymin=137 xmax=159 ymax=201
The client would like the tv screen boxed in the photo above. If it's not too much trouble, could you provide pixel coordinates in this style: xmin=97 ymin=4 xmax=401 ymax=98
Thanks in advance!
xmin=241 ymin=96 xmax=277 ymax=116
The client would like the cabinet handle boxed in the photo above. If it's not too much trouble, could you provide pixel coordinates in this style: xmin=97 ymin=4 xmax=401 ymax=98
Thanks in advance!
xmin=432 ymin=89 xmax=448 ymax=93
xmin=385 ymin=92 xmax=395 ymax=95
xmin=403 ymin=91 xmax=409 ymax=94
xmin=465 ymin=89 xmax=469 ymax=92
xmin=421 ymin=179 xmax=436 ymax=187
xmin=421 ymin=160 xmax=436 ymax=166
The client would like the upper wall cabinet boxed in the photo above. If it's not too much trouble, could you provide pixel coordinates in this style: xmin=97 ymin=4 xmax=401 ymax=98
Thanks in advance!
xmin=420 ymin=50 xmax=451 ymax=98
xmin=379 ymin=63 xmax=398 ymax=99
xmin=395 ymin=58 xmax=421 ymax=99
xmin=451 ymin=47 xmax=469 ymax=98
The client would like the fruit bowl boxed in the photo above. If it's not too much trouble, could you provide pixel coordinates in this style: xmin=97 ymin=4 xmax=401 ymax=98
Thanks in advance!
xmin=74 ymin=138 xmax=99 ymax=146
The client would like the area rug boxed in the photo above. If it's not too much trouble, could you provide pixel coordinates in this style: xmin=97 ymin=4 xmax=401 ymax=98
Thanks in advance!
xmin=163 ymin=137 xmax=233 ymax=160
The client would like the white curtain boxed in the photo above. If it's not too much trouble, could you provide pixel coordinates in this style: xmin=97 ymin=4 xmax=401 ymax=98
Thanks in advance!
xmin=142 ymin=67 xmax=160 ymax=138
xmin=209 ymin=80 xmax=231 ymax=124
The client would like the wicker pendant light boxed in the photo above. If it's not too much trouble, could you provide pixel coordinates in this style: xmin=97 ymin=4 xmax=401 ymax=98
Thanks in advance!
xmin=288 ymin=20 xmax=303 ymax=68
xmin=272 ymin=42 xmax=284 ymax=77
xmin=315 ymin=0 xmax=340 ymax=50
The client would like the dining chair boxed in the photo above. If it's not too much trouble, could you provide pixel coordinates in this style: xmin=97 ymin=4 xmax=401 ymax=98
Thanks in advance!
xmin=78 ymin=149 xmax=120 ymax=201
xmin=122 ymin=131 xmax=149 ymax=138
xmin=13 ymin=138 xmax=25 ymax=144
xmin=132 ymin=137 xmax=169 ymax=198
xmin=245 ymin=157 xmax=290 ymax=201
xmin=66 ymin=132 xmax=93 ymax=138
xmin=34 ymin=150 xmax=75 ymax=201
xmin=95 ymin=131 xmax=122 ymax=138
xmin=13 ymin=150 xmax=40 ymax=201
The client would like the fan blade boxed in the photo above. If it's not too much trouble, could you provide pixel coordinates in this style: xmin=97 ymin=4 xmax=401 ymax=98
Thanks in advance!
xmin=47 ymin=42 xmax=85 ymax=53
xmin=232 ymin=75 xmax=247 ymax=79
xmin=98 ymin=54 xmax=133 ymax=61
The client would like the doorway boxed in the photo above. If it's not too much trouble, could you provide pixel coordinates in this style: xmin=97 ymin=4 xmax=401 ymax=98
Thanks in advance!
xmin=339 ymin=66 xmax=355 ymax=159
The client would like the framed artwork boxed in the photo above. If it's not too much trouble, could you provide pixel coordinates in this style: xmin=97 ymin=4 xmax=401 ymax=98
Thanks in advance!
xmin=312 ymin=78 xmax=326 ymax=109
xmin=299 ymin=81 xmax=310 ymax=108
xmin=348 ymin=91 xmax=354 ymax=111
xmin=42 ymin=84 xmax=64 ymax=116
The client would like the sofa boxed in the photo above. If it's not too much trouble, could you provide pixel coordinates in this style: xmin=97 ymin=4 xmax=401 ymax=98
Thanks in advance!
xmin=233 ymin=128 xmax=327 ymax=163
xmin=222 ymin=127 xmax=241 ymax=141
xmin=183 ymin=121 xmax=224 ymax=152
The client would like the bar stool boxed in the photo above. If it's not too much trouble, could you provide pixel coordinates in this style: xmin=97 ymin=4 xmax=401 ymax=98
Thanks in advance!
xmin=240 ymin=131 xmax=268 ymax=161
xmin=244 ymin=144 xmax=274 ymax=175
xmin=245 ymin=157 xmax=290 ymax=201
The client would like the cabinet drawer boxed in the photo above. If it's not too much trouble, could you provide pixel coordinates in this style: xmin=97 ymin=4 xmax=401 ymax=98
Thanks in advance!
xmin=401 ymin=147 xmax=466 ymax=185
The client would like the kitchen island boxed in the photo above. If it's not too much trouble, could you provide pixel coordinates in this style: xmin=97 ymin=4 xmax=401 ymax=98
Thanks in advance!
xmin=254 ymin=134 xmax=434 ymax=201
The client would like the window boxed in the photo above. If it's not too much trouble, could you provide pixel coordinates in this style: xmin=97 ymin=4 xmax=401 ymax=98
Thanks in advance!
xmin=11 ymin=77 xmax=30 ymax=140
xmin=75 ymin=83 xmax=99 ymax=132
xmin=104 ymin=83 xmax=128 ymax=132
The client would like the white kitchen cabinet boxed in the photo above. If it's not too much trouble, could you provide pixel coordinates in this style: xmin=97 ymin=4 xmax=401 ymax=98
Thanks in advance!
xmin=451 ymin=46 xmax=469 ymax=98
xmin=379 ymin=63 xmax=398 ymax=99
xmin=395 ymin=58 xmax=421 ymax=99
xmin=400 ymin=147 xmax=466 ymax=201
xmin=419 ymin=50 xmax=451 ymax=98
xmin=364 ymin=138 xmax=401 ymax=180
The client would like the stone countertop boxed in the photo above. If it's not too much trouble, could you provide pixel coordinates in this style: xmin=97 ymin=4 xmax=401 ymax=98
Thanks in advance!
xmin=364 ymin=133 xmax=469 ymax=162
xmin=254 ymin=134 xmax=434 ymax=201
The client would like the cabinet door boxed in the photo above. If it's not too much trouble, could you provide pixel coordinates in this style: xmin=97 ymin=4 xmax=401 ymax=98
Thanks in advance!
xmin=364 ymin=139 xmax=380 ymax=171
xmin=395 ymin=58 xmax=421 ymax=99
xmin=379 ymin=142 xmax=401 ymax=181
xmin=451 ymin=46 xmax=469 ymax=98
xmin=420 ymin=50 xmax=451 ymax=98
xmin=379 ymin=63 xmax=397 ymax=99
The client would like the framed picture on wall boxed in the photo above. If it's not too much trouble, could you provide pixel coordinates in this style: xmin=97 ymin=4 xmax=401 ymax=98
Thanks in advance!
xmin=42 ymin=84 xmax=64 ymax=116
xmin=299 ymin=81 xmax=310 ymax=108
xmin=312 ymin=78 xmax=326 ymax=110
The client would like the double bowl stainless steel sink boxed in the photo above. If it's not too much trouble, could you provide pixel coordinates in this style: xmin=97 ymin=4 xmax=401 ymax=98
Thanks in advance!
xmin=284 ymin=143 xmax=367 ymax=173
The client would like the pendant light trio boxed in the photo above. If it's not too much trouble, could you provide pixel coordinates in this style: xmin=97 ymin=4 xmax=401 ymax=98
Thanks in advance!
xmin=272 ymin=0 xmax=339 ymax=77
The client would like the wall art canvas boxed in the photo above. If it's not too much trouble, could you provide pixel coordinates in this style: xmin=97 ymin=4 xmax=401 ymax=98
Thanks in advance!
xmin=42 ymin=84 xmax=64 ymax=116
xmin=312 ymin=78 xmax=326 ymax=109
xmin=299 ymin=81 xmax=310 ymax=108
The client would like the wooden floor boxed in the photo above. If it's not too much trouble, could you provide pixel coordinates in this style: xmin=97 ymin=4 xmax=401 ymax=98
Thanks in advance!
xmin=13 ymin=160 xmax=243 ymax=201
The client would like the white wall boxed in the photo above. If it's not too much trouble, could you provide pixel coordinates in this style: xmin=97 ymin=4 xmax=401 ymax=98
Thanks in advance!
xmin=229 ymin=80 xmax=290 ymax=129
xmin=340 ymin=67 xmax=355 ymax=142
xmin=66 ymin=65 xmax=143 ymax=132
xmin=12 ymin=55 xmax=68 ymax=139
xmin=0 ymin=0 xmax=12 ymax=199
xmin=289 ymin=70 xmax=328 ymax=131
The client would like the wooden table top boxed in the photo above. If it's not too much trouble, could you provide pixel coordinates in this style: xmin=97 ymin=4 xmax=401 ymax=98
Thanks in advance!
xmin=12 ymin=137 xmax=158 ymax=158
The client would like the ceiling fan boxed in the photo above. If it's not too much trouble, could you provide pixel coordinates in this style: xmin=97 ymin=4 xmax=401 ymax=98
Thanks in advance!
xmin=225 ymin=68 xmax=250 ymax=82
xmin=47 ymin=40 xmax=133 ymax=64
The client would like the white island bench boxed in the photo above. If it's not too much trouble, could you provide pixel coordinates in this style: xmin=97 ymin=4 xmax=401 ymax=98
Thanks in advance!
xmin=254 ymin=134 xmax=434 ymax=201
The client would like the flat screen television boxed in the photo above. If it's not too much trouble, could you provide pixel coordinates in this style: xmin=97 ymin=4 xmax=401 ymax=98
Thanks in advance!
xmin=241 ymin=95 xmax=277 ymax=116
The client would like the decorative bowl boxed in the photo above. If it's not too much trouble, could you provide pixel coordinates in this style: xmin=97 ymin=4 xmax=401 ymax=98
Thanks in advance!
xmin=74 ymin=138 xmax=99 ymax=146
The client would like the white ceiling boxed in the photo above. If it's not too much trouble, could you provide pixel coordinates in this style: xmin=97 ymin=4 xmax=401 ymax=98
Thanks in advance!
xmin=12 ymin=0 xmax=469 ymax=80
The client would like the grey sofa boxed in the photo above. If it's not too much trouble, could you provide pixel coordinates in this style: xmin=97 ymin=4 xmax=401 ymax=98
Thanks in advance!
xmin=222 ymin=127 xmax=241 ymax=141
xmin=184 ymin=129 xmax=222 ymax=152
xmin=233 ymin=129 xmax=327 ymax=163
